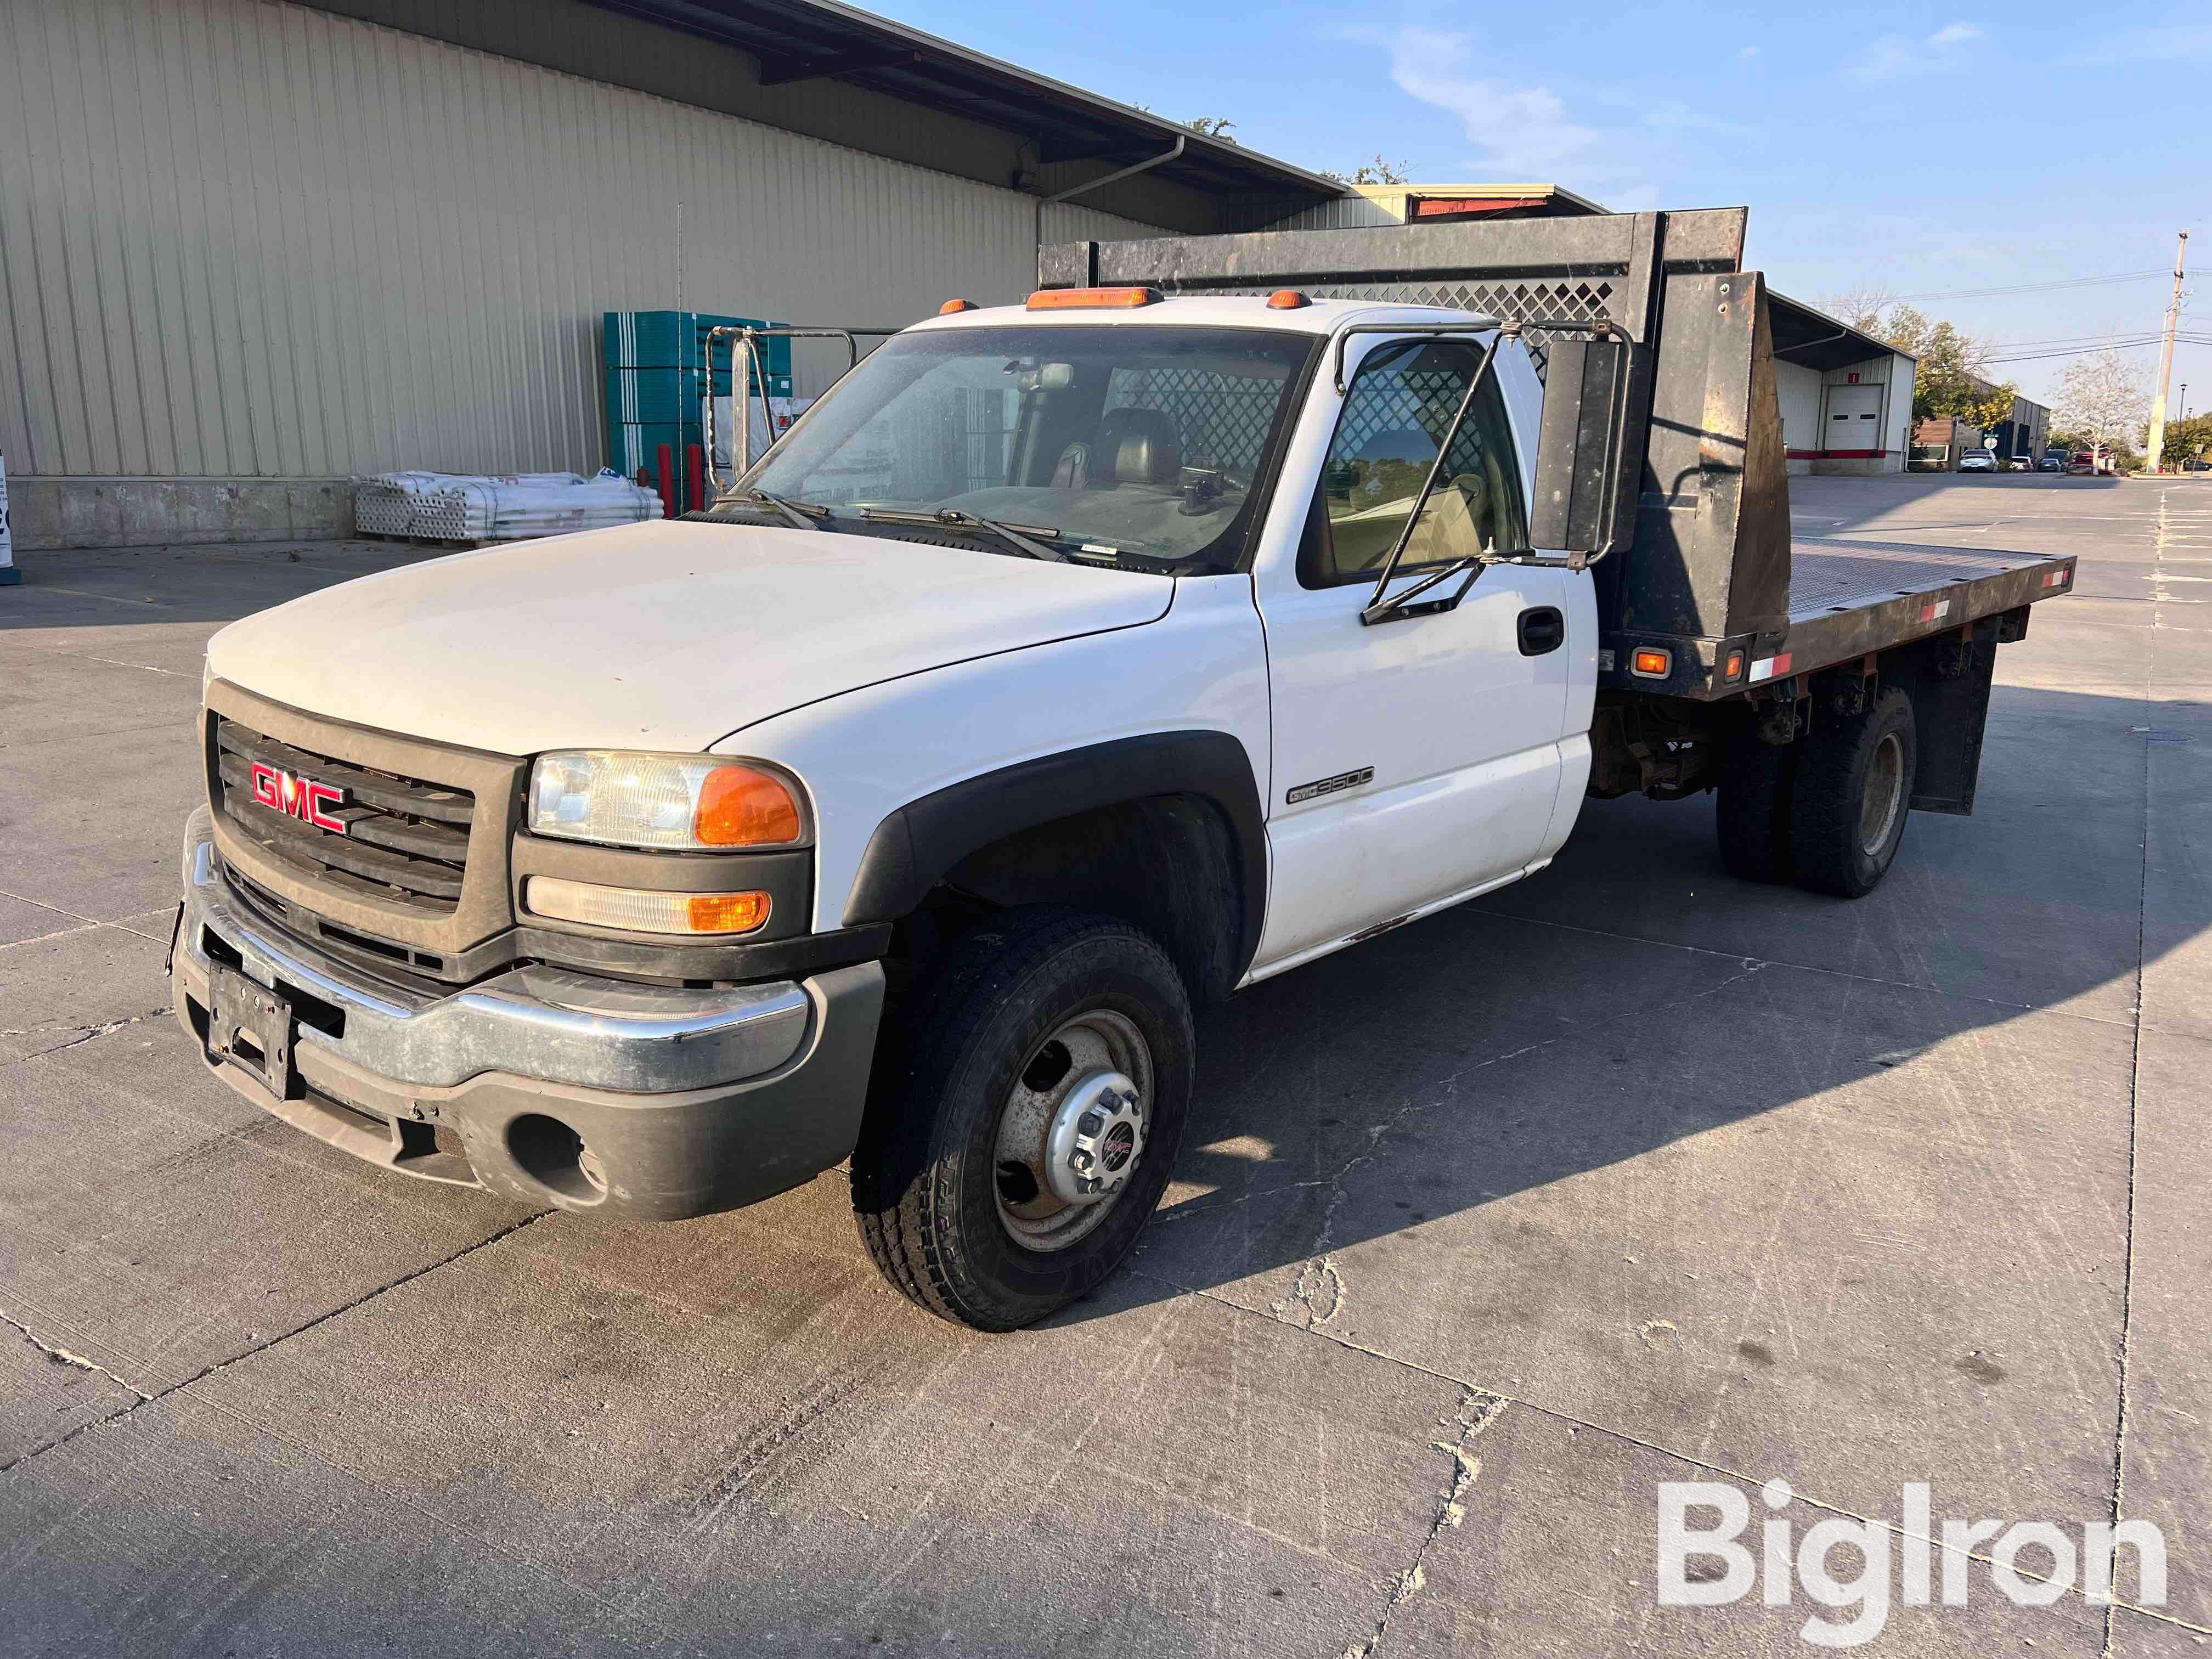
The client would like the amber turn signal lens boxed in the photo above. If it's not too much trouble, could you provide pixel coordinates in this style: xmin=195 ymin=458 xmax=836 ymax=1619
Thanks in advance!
xmin=1724 ymin=650 xmax=1746 ymax=680
xmin=524 ymin=877 xmax=770 ymax=936
xmin=1025 ymin=286 xmax=1163 ymax=310
xmin=1630 ymin=648 xmax=1672 ymax=678
xmin=685 ymin=891 xmax=771 ymax=933
xmin=938 ymin=298 xmax=979 ymax=314
xmin=1266 ymin=289 xmax=1311 ymax=309
xmin=693 ymin=765 xmax=804 ymax=847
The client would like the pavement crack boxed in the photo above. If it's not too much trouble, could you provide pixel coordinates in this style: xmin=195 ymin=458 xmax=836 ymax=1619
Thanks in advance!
xmin=0 ymin=1311 xmax=153 ymax=1402
xmin=1341 ymin=1390 xmax=1508 ymax=1657
xmin=24 ymin=1006 xmax=173 ymax=1056
xmin=2101 ymin=499 xmax=2160 ymax=1659
xmin=1133 ymin=1273 xmax=2204 ymax=1633
xmin=0 ymin=1210 xmax=551 ymax=1476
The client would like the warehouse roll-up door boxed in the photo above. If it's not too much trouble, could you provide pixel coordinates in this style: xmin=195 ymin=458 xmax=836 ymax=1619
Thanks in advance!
xmin=1825 ymin=384 xmax=1884 ymax=453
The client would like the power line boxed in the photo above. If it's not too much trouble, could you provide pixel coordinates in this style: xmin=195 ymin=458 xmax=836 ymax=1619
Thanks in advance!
xmin=1983 ymin=334 xmax=2212 ymax=366
xmin=1894 ymin=269 xmax=2172 ymax=301
xmin=1991 ymin=327 xmax=2194 ymax=349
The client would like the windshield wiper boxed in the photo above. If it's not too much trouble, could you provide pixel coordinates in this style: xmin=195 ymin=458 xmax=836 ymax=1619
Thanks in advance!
xmin=860 ymin=507 xmax=1065 ymax=563
xmin=744 ymin=489 xmax=831 ymax=531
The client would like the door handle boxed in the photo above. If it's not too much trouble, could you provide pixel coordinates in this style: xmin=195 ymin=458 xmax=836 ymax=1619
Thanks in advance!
xmin=1517 ymin=606 xmax=1565 ymax=656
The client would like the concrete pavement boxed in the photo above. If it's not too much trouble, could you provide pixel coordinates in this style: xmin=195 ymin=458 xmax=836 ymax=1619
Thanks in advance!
xmin=0 ymin=478 xmax=2205 ymax=1656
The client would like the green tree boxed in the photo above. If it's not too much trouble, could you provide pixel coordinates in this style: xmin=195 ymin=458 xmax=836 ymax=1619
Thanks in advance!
xmin=2153 ymin=413 xmax=2212 ymax=467
xmin=1131 ymin=106 xmax=1238 ymax=143
xmin=1909 ymin=321 xmax=2011 ymax=426
xmin=1321 ymin=155 xmax=1412 ymax=186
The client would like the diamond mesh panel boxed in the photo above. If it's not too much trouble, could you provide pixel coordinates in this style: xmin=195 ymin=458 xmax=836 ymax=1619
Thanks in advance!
xmin=1103 ymin=368 xmax=1285 ymax=476
xmin=1331 ymin=368 xmax=1492 ymax=477
xmin=1159 ymin=277 xmax=1621 ymax=382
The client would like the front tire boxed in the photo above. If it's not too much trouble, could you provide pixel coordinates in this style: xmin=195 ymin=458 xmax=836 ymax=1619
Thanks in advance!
xmin=851 ymin=907 xmax=1194 ymax=1331
xmin=1789 ymin=687 xmax=1916 ymax=898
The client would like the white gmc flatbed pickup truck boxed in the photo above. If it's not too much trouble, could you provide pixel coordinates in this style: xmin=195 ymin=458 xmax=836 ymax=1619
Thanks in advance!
xmin=173 ymin=208 xmax=2075 ymax=1328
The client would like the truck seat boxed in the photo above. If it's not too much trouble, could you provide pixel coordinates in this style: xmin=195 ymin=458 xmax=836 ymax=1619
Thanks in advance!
xmin=1052 ymin=407 xmax=1183 ymax=490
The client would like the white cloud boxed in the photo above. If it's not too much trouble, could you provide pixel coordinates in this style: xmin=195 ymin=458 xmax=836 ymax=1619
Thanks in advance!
xmin=1381 ymin=28 xmax=1607 ymax=177
xmin=1850 ymin=20 xmax=1987 ymax=80
xmin=1347 ymin=25 xmax=1748 ymax=203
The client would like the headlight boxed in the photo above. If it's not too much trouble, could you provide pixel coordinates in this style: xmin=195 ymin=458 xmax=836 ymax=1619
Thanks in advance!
xmin=527 ymin=752 xmax=805 ymax=850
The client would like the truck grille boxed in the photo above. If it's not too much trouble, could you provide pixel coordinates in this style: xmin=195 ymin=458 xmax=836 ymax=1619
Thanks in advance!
xmin=212 ymin=716 xmax=474 ymax=916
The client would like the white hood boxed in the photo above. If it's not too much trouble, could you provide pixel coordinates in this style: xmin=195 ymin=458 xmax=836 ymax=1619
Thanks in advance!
xmin=206 ymin=520 xmax=1175 ymax=755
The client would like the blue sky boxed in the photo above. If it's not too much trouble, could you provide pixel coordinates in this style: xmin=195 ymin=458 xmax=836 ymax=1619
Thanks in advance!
xmin=882 ymin=0 xmax=2207 ymax=413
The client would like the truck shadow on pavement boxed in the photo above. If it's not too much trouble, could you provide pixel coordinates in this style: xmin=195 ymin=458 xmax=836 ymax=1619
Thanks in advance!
xmin=1092 ymin=679 xmax=2194 ymax=1327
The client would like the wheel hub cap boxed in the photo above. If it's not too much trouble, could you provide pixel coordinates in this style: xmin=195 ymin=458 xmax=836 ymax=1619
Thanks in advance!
xmin=1044 ymin=1070 xmax=1147 ymax=1204
xmin=994 ymin=1009 xmax=1155 ymax=1251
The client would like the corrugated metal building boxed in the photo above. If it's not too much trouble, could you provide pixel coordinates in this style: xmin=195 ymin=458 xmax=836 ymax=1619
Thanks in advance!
xmin=0 ymin=0 xmax=1338 ymax=547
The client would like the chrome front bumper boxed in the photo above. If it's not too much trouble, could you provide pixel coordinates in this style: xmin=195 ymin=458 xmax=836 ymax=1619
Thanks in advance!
xmin=178 ymin=807 xmax=810 ymax=1093
xmin=172 ymin=807 xmax=884 ymax=1218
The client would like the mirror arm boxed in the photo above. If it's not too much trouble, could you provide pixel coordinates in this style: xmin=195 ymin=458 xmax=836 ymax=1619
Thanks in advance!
xmin=1359 ymin=556 xmax=1482 ymax=625
xmin=1359 ymin=325 xmax=1511 ymax=626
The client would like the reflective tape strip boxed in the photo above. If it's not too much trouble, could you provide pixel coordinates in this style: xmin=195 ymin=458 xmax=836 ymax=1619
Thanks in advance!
xmin=1748 ymin=652 xmax=1793 ymax=684
xmin=1919 ymin=599 xmax=1953 ymax=623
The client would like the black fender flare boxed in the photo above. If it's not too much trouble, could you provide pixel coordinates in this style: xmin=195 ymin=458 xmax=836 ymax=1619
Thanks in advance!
xmin=842 ymin=731 xmax=1267 ymax=983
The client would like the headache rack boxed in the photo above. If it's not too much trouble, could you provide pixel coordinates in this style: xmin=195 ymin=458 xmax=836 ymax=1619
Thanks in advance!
xmin=1039 ymin=210 xmax=2074 ymax=702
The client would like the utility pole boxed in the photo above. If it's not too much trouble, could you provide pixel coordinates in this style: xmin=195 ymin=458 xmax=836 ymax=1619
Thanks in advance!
xmin=2145 ymin=230 xmax=2187 ymax=473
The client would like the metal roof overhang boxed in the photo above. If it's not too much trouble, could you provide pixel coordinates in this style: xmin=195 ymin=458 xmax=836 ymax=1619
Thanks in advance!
xmin=1768 ymin=291 xmax=1910 ymax=372
xmin=579 ymin=0 xmax=1343 ymax=207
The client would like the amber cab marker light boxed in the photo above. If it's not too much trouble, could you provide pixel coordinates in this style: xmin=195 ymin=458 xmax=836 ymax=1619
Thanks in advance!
xmin=1026 ymin=286 xmax=1163 ymax=311
xmin=1724 ymin=650 xmax=1746 ymax=680
xmin=1631 ymin=648 xmax=1672 ymax=679
xmin=938 ymin=298 xmax=979 ymax=314
xmin=692 ymin=765 xmax=804 ymax=848
xmin=1266 ymin=289 xmax=1312 ymax=309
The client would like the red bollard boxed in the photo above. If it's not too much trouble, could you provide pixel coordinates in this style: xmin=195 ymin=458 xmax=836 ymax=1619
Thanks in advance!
xmin=685 ymin=443 xmax=704 ymax=516
xmin=654 ymin=444 xmax=675 ymax=521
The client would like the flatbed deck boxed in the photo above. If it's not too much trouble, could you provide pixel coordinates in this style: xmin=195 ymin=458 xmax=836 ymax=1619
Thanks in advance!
xmin=1755 ymin=538 xmax=2075 ymax=686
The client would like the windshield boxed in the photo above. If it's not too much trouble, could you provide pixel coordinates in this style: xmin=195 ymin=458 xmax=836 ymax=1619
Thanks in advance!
xmin=740 ymin=324 xmax=1318 ymax=572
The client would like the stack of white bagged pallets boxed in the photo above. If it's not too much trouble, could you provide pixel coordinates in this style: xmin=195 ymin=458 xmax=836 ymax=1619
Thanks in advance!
xmin=354 ymin=470 xmax=663 ymax=543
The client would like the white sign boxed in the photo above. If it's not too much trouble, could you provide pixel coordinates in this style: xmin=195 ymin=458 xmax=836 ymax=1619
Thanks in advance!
xmin=0 ymin=448 xmax=16 ymax=584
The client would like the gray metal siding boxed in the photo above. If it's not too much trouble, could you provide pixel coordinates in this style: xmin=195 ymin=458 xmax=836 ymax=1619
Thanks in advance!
xmin=0 ymin=0 xmax=1165 ymax=482
xmin=1260 ymin=196 xmax=1406 ymax=232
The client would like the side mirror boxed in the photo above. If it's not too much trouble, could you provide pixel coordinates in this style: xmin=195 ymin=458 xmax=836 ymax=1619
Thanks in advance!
xmin=1529 ymin=335 xmax=1633 ymax=557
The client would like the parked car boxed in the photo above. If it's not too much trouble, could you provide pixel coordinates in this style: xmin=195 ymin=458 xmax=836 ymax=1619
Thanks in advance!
xmin=1957 ymin=450 xmax=1997 ymax=472
xmin=2069 ymin=453 xmax=2098 ymax=475
xmin=2037 ymin=454 xmax=2067 ymax=472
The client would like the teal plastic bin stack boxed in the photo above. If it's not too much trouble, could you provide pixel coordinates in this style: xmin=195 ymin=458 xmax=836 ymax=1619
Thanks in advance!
xmin=602 ymin=311 xmax=794 ymax=491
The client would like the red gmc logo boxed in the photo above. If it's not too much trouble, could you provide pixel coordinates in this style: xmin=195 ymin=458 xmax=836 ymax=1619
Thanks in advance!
xmin=250 ymin=761 xmax=347 ymax=834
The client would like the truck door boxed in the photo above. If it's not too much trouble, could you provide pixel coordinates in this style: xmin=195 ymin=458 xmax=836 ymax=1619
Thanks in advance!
xmin=1251 ymin=335 xmax=1578 ymax=970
